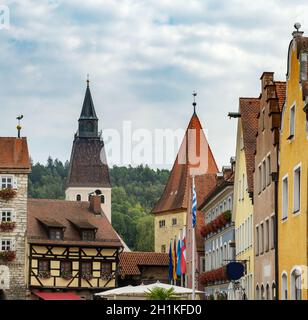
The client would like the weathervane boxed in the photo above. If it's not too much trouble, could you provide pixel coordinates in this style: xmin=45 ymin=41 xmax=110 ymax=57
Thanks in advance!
xmin=192 ymin=91 xmax=197 ymax=114
xmin=86 ymin=74 xmax=90 ymax=87
xmin=16 ymin=115 xmax=23 ymax=138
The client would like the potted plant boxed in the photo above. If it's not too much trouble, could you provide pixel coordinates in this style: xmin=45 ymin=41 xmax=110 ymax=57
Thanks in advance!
xmin=0 ymin=221 xmax=16 ymax=232
xmin=0 ymin=188 xmax=17 ymax=201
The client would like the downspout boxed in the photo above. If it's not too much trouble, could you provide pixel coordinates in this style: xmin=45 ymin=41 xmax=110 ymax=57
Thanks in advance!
xmin=273 ymin=144 xmax=279 ymax=300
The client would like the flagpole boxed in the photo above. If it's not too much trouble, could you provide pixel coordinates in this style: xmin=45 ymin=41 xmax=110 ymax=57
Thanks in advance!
xmin=192 ymin=224 xmax=195 ymax=299
xmin=192 ymin=175 xmax=196 ymax=300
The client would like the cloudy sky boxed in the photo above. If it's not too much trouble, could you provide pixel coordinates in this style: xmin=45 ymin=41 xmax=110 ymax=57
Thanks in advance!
xmin=1 ymin=0 xmax=308 ymax=169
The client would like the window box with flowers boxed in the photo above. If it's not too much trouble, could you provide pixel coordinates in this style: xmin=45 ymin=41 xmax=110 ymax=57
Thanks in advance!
xmin=0 ymin=250 xmax=16 ymax=262
xmin=61 ymin=271 xmax=73 ymax=280
xmin=38 ymin=271 xmax=51 ymax=279
xmin=81 ymin=273 xmax=93 ymax=281
xmin=201 ymin=210 xmax=232 ymax=238
xmin=199 ymin=267 xmax=228 ymax=286
xmin=0 ymin=221 xmax=16 ymax=232
xmin=0 ymin=188 xmax=17 ymax=201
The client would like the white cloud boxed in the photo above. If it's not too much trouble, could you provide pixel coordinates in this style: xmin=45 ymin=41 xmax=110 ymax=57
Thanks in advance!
xmin=1 ymin=0 xmax=307 ymax=169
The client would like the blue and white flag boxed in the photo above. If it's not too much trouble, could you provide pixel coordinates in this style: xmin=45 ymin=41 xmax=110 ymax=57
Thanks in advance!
xmin=192 ymin=176 xmax=197 ymax=228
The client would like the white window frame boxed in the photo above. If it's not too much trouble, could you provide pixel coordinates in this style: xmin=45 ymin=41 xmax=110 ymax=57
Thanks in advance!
xmin=1 ymin=175 xmax=14 ymax=189
xmin=293 ymin=164 xmax=301 ymax=214
xmin=0 ymin=237 xmax=14 ymax=251
xmin=1 ymin=209 xmax=15 ymax=222
xmin=289 ymin=104 xmax=295 ymax=139
xmin=282 ymin=174 xmax=289 ymax=220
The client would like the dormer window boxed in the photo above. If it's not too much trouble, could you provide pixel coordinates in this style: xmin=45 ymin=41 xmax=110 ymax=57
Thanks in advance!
xmin=82 ymin=230 xmax=95 ymax=241
xmin=49 ymin=228 xmax=64 ymax=240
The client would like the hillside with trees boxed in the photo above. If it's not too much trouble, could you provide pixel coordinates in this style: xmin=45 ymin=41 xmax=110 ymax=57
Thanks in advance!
xmin=28 ymin=157 xmax=169 ymax=251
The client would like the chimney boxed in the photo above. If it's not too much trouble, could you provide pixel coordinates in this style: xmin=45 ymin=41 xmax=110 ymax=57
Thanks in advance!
xmin=222 ymin=165 xmax=232 ymax=180
xmin=89 ymin=195 xmax=101 ymax=215
xmin=230 ymin=156 xmax=236 ymax=173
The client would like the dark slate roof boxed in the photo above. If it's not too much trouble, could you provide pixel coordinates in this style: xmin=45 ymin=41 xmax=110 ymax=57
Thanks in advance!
xmin=66 ymin=137 xmax=111 ymax=188
xmin=151 ymin=113 xmax=218 ymax=214
xmin=79 ymin=84 xmax=98 ymax=120
xmin=27 ymin=199 xmax=122 ymax=247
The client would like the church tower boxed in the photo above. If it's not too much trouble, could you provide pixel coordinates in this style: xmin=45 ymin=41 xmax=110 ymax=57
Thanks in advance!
xmin=65 ymin=80 xmax=112 ymax=222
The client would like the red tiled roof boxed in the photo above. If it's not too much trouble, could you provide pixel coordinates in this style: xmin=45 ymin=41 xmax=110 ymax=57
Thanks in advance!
xmin=27 ymin=199 xmax=122 ymax=248
xmin=198 ymin=172 xmax=234 ymax=210
xmin=152 ymin=113 xmax=218 ymax=214
xmin=239 ymin=98 xmax=260 ymax=194
xmin=119 ymin=252 xmax=169 ymax=276
xmin=274 ymin=81 xmax=286 ymax=112
xmin=0 ymin=137 xmax=31 ymax=172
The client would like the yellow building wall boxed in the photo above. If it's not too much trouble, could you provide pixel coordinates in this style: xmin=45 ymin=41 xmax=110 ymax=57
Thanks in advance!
xmin=278 ymin=41 xmax=308 ymax=300
xmin=233 ymin=119 xmax=254 ymax=299
xmin=154 ymin=210 xmax=186 ymax=253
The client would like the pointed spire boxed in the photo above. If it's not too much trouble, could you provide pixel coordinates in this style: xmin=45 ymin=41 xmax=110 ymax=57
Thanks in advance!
xmin=78 ymin=77 xmax=99 ymax=138
xmin=192 ymin=91 xmax=197 ymax=114
xmin=79 ymin=76 xmax=98 ymax=120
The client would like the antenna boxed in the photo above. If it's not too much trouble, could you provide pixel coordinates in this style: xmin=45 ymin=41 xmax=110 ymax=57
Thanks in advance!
xmin=192 ymin=91 xmax=197 ymax=114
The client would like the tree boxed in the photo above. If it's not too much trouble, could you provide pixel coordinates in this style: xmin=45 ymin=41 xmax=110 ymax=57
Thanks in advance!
xmin=145 ymin=287 xmax=176 ymax=300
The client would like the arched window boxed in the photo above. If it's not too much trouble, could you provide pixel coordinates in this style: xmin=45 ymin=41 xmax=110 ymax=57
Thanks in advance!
xmin=272 ymin=282 xmax=276 ymax=300
xmin=101 ymin=194 xmax=105 ymax=204
xmin=256 ymin=285 xmax=260 ymax=300
xmin=261 ymin=284 xmax=265 ymax=300
xmin=282 ymin=273 xmax=288 ymax=300
xmin=266 ymin=283 xmax=270 ymax=300
xmin=76 ymin=194 xmax=81 ymax=201
xmin=291 ymin=267 xmax=302 ymax=300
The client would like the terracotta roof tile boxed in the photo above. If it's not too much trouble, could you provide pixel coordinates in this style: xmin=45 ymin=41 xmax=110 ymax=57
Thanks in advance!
xmin=274 ymin=81 xmax=286 ymax=112
xmin=119 ymin=252 xmax=169 ymax=276
xmin=152 ymin=113 xmax=218 ymax=214
xmin=0 ymin=137 xmax=31 ymax=172
xmin=27 ymin=199 xmax=122 ymax=248
xmin=239 ymin=98 xmax=260 ymax=194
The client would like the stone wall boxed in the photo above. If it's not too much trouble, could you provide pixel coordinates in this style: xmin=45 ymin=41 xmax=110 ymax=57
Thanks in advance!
xmin=0 ymin=173 xmax=28 ymax=299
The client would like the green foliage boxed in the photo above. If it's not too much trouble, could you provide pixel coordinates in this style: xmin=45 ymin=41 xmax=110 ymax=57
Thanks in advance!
xmin=145 ymin=287 xmax=176 ymax=300
xmin=28 ymin=159 xmax=169 ymax=252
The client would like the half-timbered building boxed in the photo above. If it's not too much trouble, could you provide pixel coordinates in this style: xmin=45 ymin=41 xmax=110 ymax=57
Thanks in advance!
xmin=27 ymin=195 xmax=123 ymax=300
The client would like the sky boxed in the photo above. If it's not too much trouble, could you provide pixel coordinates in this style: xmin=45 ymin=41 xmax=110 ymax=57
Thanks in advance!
xmin=1 ymin=0 xmax=308 ymax=170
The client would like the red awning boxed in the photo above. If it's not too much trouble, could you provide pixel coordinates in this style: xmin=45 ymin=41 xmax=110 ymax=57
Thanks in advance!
xmin=33 ymin=291 xmax=83 ymax=300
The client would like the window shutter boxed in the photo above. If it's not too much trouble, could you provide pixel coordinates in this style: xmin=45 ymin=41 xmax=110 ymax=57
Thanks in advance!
xmin=11 ymin=238 xmax=16 ymax=251
xmin=12 ymin=210 xmax=16 ymax=222
xmin=13 ymin=177 xmax=18 ymax=189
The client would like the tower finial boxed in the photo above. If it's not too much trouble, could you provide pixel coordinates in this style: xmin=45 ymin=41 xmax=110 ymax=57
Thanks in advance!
xmin=16 ymin=115 xmax=23 ymax=138
xmin=192 ymin=91 xmax=197 ymax=114
xmin=86 ymin=74 xmax=90 ymax=87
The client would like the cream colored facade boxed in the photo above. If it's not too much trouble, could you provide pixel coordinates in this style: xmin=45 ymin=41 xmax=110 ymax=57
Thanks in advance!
xmin=154 ymin=210 xmax=186 ymax=253
xmin=65 ymin=187 xmax=111 ymax=222
xmin=233 ymin=119 xmax=254 ymax=300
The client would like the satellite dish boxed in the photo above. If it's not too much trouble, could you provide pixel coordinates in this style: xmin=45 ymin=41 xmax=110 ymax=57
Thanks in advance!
xmin=226 ymin=262 xmax=245 ymax=281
